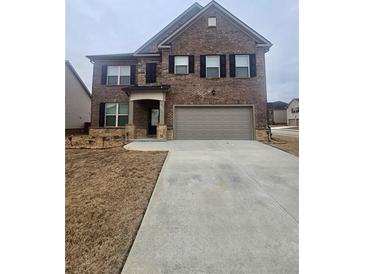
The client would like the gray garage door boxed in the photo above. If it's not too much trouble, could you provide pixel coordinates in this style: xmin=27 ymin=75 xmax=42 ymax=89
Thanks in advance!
xmin=175 ymin=106 xmax=254 ymax=140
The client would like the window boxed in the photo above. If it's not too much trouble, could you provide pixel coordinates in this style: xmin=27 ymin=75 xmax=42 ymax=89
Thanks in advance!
xmin=107 ymin=66 xmax=131 ymax=85
xmin=105 ymin=103 xmax=128 ymax=127
xmin=235 ymin=55 xmax=250 ymax=78
xmin=174 ymin=56 xmax=189 ymax=74
xmin=291 ymin=107 xmax=299 ymax=113
xmin=206 ymin=56 xmax=220 ymax=78
xmin=208 ymin=17 xmax=216 ymax=27
xmin=146 ymin=63 xmax=157 ymax=83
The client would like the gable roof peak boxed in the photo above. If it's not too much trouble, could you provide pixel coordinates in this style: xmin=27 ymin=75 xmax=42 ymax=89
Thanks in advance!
xmin=158 ymin=0 xmax=272 ymax=49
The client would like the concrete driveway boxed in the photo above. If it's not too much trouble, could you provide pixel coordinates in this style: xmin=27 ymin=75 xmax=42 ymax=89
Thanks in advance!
xmin=122 ymin=141 xmax=298 ymax=274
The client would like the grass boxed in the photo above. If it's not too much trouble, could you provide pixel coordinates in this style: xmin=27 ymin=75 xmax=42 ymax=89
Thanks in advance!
xmin=269 ymin=134 xmax=299 ymax=156
xmin=66 ymin=147 xmax=167 ymax=274
xmin=257 ymin=130 xmax=299 ymax=156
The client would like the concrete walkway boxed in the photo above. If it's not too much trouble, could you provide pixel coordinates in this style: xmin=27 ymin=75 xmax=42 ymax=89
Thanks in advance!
xmin=271 ymin=127 xmax=299 ymax=137
xmin=122 ymin=141 xmax=298 ymax=274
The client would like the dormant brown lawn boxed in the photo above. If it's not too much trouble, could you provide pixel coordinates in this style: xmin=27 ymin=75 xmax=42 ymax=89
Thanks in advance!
xmin=66 ymin=147 xmax=167 ymax=274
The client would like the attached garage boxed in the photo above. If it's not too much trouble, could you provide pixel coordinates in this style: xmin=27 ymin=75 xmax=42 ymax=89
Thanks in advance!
xmin=288 ymin=119 xmax=299 ymax=126
xmin=174 ymin=105 xmax=255 ymax=140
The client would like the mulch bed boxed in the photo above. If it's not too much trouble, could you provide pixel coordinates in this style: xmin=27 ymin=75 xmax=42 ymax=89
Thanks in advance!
xmin=66 ymin=147 xmax=167 ymax=273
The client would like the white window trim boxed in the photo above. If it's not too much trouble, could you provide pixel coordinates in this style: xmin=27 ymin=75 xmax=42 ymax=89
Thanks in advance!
xmin=235 ymin=55 xmax=250 ymax=78
xmin=107 ymin=66 xmax=131 ymax=85
xmin=105 ymin=103 xmax=129 ymax=127
xmin=174 ymin=56 xmax=189 ymax=74
xmin=206 ymin=56 xmax=220 ymax=78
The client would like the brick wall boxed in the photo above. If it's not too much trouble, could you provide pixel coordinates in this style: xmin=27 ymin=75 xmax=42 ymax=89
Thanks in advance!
xmin=90 ymin=4 xmax=269 ymax=132
xmin=161 ymin=6 xmax=268 ymax=128
xmin=90 ymin=60 xmax=135 ymax=128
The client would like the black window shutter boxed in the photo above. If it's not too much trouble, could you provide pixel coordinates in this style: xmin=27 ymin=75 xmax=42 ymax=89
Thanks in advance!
xmin=220 ymin=55 xmax=226 ymax=77
xmin=200 ymin=55 xmax=206 ymax=78
xmin=229 ymin=54 xmax=236 ymax=77
xmin=249 ymin=54 xmax=256 ymax=77
xmin=130 ymin=65 xmax=136 ymax=85
xmin=188 ymin=55 xmax=194 ymax=73
xmin=168 ymin=56 xmax=174 ymax=73
xmin=99 ymin=103 xmax=105 ymax=127
xmin=101 ymin=65 xmax=107 ymax=84
xmin=146 ymin=63 xmax=156 ymax=83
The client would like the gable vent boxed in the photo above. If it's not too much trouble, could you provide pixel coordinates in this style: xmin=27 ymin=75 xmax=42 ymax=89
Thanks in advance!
xmin=208 ymin=17 xmax=216 ymax=27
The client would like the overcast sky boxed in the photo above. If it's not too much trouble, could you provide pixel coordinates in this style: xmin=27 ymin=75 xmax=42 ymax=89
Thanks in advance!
xmin=66 ymin=0 xmax=298 ymax=103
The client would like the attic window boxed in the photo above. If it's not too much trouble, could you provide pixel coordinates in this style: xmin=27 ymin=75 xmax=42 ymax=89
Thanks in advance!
xmin=208 ymin=17 xmax=216 ymax=27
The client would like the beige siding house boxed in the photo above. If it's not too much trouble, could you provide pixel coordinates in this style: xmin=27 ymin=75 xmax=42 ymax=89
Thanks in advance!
xmin=273 ymin=110 xmax=287 ymax=124
xmin=287 ymin=98 xmax=299 ymax=126
xmin=267 ymin=101 xmax=288 ymax=125
xmin=65 ymin=61 xmax=91 ymax=132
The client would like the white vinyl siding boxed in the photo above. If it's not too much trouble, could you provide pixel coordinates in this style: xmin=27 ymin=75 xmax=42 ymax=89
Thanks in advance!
xmin=174 ymin=56 xmax=189 ymax=74
xmin=105 ymin=103 xmax=128 ymax=127
xmin=206 ymin=56 xmax=220 ymax=78
xmin=107 ymin=66 xmax=131 ymax=85
xmin=235 ymin=55 xmax=250 ymax=78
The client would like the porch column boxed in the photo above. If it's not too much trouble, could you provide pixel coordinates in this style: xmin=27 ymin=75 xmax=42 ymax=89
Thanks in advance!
xmin=125 ymin=100 xmax=135 ymax=139
xmin=159 ymin=100 xmax=165 ymax=125
xmin=157 ymin=99 xmax=167 ymax=140
xmin=128 ymin=100 xmax=134 ymax=125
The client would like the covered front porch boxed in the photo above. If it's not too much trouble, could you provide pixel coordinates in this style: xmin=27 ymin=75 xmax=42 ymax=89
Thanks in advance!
xmin=122 ymin=85 xmax=170 ymax=140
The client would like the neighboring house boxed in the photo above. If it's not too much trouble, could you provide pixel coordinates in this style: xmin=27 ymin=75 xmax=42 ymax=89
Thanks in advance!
xmin=287 ymin=98 xmax=299 ymax=126
xmin=87 ymin=1 xmax=272 ymax=140
xmin=267 ymin=101 xmax=288 ymax=125
xmin=65 ymin=60 xmax=91 ymax=134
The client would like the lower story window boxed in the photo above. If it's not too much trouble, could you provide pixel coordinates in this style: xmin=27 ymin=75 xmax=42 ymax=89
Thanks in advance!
xmin=105 ymin=103 xmax=128 ymax=127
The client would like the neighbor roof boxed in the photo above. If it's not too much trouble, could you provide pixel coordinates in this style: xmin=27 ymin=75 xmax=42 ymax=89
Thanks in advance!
xmin=65 ymin=60 xmax=91 ymax=98
xmin=158 ymin=0 xmax=272 ymax=48
xmin=288 ymin=98 xmax=299 ymax=105
xmin=267 ymin=101 xmax=288 ymax=110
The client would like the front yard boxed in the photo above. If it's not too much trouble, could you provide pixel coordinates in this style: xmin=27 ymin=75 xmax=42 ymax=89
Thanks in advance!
xmin=257 ymin=130 xmax=299 ymax=156
xmin=66 ymin=147 xmax=167 ymax=273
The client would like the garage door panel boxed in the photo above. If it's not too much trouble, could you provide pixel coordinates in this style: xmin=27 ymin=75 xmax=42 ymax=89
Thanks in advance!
xmin=175 ymin=106 xmax=254 ymax=140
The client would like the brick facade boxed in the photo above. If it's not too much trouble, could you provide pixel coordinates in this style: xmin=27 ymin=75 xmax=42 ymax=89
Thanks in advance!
xmin=90 ymin=3 xmax=270 ymax=138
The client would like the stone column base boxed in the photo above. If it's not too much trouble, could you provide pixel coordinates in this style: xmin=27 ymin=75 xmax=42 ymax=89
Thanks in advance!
xmin=125 ymin=124 xmax=135 ymax=140
xmin=157 ymin=125 xmax=167 ymax=140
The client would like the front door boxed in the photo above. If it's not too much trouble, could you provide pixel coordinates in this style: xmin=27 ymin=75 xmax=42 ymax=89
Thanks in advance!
xmin=148 ymin=108 xmax=159 ymax=135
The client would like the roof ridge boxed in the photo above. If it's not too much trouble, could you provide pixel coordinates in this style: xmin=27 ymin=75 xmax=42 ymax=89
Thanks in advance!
xmin=134 ymin=2 xmax=203 ymax=54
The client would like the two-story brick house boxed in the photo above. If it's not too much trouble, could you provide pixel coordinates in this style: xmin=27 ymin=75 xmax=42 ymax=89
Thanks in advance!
xmin=87 ymin=1 xmax=272 ymax=140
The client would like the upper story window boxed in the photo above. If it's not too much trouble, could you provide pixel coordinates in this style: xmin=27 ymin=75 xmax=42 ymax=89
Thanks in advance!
xmin=174 ymin=56 xmax=189 ymax=74
xmin=107 ymin=66 xmax=131 ymax=85
xmin=235 ymin=55 xmax=250 ymax=78
xmin=206 ymin=56 xmax=220 ymax=78
xmin=105 ymin=103 xmax=128 ymax=127
xmin=208 ymin=17 xmax=217 ymax=27
xmin=146 ymin=63 xmax=157 ymax=83
xmin=291 ymin=107 xmax=299 ymax=113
